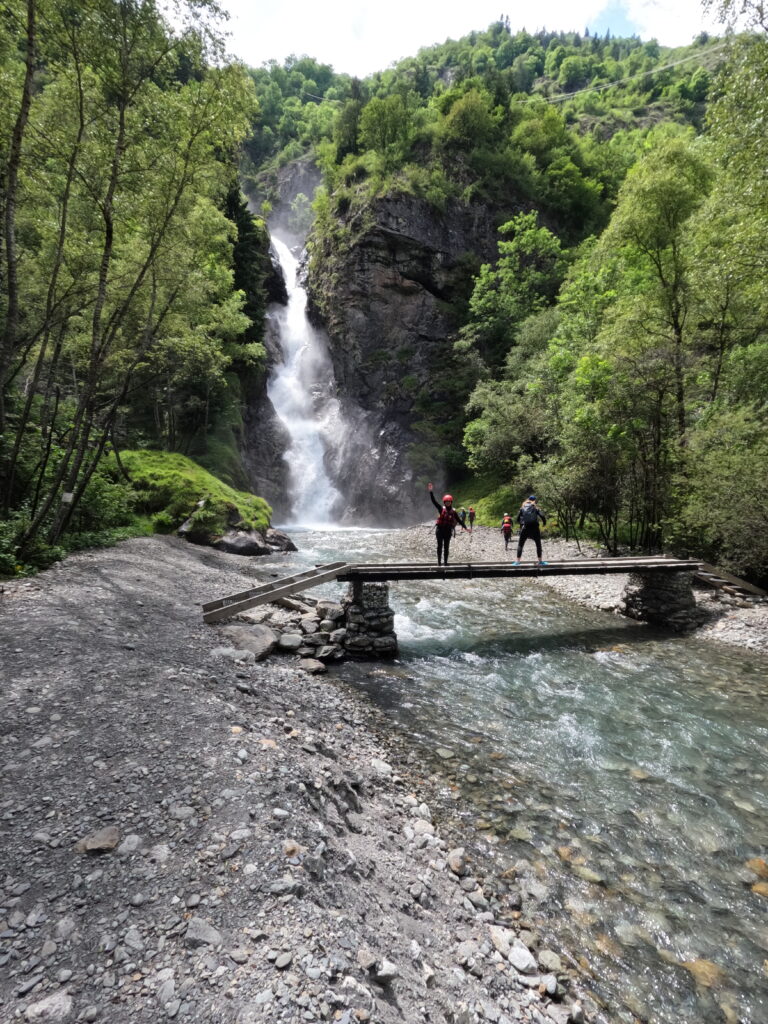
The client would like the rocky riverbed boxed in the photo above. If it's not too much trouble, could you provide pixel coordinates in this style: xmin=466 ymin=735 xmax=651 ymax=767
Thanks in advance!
xmin=398 ymin=524 xmax=768 ymax=657
xmin=1 ymin=528 xmax=764 ymax=1024
xmin=1 ymin=536 xmax=592 ymax=1024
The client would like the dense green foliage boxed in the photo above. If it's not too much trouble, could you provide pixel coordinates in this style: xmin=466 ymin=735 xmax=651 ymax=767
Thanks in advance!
xmin=244 ymin=22 xmax=723 ymax=238
xmin=109 ymin=449 xmax=271 ymax=537
xmin=240 ymin=15 xmax=766 ymax=578
xmin=0 ymin=0 xmax=272 ymax=573
xmin=3 ymin=3 xmax=767 ymax=584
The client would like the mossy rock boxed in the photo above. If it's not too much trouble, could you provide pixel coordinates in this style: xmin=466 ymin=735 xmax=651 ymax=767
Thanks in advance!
xmin=107 ymin=450 xmax=271 ymax=540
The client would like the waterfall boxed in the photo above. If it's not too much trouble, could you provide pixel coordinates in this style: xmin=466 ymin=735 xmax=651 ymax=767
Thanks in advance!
xmin=266 ymin=236 xmax=345 ymax=526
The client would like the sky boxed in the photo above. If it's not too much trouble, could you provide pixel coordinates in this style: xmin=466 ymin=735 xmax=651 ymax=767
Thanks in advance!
xmin=214 ymin=0 xmax=724 ymax=77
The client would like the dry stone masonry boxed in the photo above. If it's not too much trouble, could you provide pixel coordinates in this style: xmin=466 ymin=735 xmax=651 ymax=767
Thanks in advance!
xmin=342 ymin=581 xmax=398 ymax=659
xmin=622 ymin=570 xmax=699 ymax=631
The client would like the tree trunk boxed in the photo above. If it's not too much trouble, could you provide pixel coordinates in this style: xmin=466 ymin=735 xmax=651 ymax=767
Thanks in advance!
xmin=0 ymin=0 xmax=37 ymax=441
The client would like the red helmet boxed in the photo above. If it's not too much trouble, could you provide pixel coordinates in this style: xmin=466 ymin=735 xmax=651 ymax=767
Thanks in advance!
xmin=443 ymin=494 xmax=453 ymax=503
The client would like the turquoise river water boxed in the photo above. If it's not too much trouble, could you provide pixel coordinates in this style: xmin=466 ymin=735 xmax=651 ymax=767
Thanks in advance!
xmin=264 ymin=527 xmax=767 ymax=1024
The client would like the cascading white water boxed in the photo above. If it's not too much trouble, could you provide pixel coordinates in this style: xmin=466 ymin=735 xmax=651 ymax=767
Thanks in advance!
xmin=266 ymin=236 xmax=344 ymax=526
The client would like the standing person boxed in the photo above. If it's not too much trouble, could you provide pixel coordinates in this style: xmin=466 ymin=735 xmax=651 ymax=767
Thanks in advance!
xmin=514 ymin=495 xmax=548 ymax=565
xmin=428 ymin=483 xmax=468 ymax=565
xmin=468 ymin=507 xmax=476 ymax=532
xmin=500 ymin=512 xmax=514 ymax=551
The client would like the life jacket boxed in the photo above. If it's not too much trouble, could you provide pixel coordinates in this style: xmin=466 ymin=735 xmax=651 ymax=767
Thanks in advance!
xmin=501 ymin=514 xmax=513 ymax=531
xmin=436 ymin=506 xmax=455 ymax=529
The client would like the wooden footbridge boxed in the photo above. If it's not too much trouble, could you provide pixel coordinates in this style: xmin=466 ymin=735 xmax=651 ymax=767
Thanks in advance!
xmin=202 ymin=555 xmax=714 ymax=624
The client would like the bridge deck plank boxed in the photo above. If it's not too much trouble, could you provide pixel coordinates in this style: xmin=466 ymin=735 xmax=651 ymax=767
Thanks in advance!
xmin=201 ymin=557 xmax=703 ymax=622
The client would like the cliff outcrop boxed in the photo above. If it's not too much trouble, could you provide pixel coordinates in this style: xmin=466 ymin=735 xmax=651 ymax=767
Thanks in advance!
xmin=307 ymin=193 xmax=504 ymax=520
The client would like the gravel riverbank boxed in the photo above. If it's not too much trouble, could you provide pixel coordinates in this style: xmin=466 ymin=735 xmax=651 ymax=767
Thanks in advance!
xmin=1 ymin=528 xmax=764 ymax=1024
xmin=1 ymin=536 xmax=591 ymax=1024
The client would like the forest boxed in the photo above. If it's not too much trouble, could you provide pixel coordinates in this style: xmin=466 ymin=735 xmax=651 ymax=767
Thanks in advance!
xmin=1 ymin=0 xmax=767 ymax=580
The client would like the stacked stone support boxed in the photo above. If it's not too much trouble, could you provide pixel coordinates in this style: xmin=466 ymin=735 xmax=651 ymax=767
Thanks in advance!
xmin=342 ymin=581 xmax=398 ymax=658
xmin=622 ymin=571 xmax=698 ymax=631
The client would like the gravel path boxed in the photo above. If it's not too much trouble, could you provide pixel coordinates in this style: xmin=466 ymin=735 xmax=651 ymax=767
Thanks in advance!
xmin=1 ymin=536 xmax=590 ymax=1024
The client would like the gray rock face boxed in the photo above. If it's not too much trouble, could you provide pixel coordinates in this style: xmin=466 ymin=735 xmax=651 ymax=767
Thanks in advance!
xmin=306 ymin=193 xmax=501 ymax=522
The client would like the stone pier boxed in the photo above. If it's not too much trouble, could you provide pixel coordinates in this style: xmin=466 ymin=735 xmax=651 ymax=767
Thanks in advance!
xmin=342 ymin=581 xmax=398 ymax=659
xmin=622 ymin=570 xmax=699 ymax=631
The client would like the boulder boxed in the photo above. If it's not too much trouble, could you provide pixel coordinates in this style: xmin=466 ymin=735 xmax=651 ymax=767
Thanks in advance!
xmin=265 ymin=528 xmax=297 ymax=552
xmin=220 ymin=624 xmax=278 ymax=661
xmin=212 ymin=530 xmax=271 ymax=557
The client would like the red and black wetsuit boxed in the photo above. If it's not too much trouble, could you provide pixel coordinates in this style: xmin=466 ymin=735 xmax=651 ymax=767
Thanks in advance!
xmin=429 ymin=491 xmax=467 ymax=565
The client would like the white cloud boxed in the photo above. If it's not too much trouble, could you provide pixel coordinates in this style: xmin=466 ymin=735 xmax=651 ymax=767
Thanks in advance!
xmin=215 ymin=0 xmax=722 ymax=76
xmin=625 ymin=0 xmax=721 ymax=43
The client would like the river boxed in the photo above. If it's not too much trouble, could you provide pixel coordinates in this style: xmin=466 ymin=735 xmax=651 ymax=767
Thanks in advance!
xmin=261 ymin=525 xmax=767 ymax=1024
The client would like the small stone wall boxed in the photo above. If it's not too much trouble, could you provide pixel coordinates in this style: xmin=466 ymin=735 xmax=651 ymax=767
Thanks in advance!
xmin=342 ymin=581 xmax=398 ymax=659
xmin=622 ymin=571 xmax=698 ymax=631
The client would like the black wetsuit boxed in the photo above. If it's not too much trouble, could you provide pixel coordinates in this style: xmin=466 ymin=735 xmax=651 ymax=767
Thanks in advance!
xmin=430 ymin=492 xmax=467 ymax=564
xmin=517 ymin=503 xmax=546 ymax=559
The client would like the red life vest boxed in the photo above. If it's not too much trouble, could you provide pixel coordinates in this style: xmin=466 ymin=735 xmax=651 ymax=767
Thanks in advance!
xmin=501 ymin=514 xmax=513 ymax=531
xmin=436 ymin=506 xmax=455 ymax=529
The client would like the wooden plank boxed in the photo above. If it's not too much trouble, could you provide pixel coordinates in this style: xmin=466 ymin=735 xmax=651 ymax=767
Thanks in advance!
xmin=337 ymin=561 xmax=702 ymax=583
xmin=697 ymin=562 xmax=767 ymax=597
xmin=202 ymin=561 xmax=347 ymax=614
xmin=202 ymin=562 xmax=350 ymax=623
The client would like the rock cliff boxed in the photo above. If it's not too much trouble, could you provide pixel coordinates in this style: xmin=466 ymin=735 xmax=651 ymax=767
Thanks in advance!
xmin=306 ymin=193 xmax=503 ymax=521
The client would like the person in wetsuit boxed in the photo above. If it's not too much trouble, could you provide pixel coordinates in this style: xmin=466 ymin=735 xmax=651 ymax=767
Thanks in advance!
xmin=468 ymin=507 xmax=476 ymax=531
xmin=428 ymin=483 xmax=468 ymax=565
xmin=500 ymin=512 xmax=514 ymax=550
xmin=514 ymin=495 xmax=548 ymax=565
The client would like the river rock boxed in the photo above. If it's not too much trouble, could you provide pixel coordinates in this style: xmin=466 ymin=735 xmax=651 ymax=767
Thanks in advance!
xmin=538 ymin=949 xmax=563 ymax=973
xmin=265 ymin=528 xmax=297 ymax=552
xmin=24 ymin=991 xmax=73 ymax=1022
xmin=221 ymin=624 xmax=277 ymax=660
xmin=185 ymin=917 xmax=223 ymax=949
xmin=447 ymin=848 xmax=467 ymax=876
xmin=509 ymin=940 xmax=538 ymax=974
xmin=277 ymin=633 xmax=303 ymax=652
xmin=488 ymin=926 xmax=513 ymax=957
xmin=299 ymin=658 xmax=326 ymax=674
xmin=73 ymin=825 xmax=120 ymax=854
xmin=212 ymin=530 xmax=271 ymax=557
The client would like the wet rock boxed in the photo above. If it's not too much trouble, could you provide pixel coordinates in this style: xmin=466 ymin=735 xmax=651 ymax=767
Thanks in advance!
xmin=538 ymin=949 xmax=563 ymax=973
xmin=265 ymin=528 xmax=297 ymax=552
xmin=212 ymin=530 xmax=271 ymax=557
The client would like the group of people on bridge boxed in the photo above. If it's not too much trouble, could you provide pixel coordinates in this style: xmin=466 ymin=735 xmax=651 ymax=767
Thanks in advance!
xmin=428 ymin=484 xmax=548 ymax=567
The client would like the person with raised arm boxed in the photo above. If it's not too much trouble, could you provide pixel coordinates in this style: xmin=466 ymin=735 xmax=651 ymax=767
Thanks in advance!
xmin=428 ymin=483 xmax=468 ymax=565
